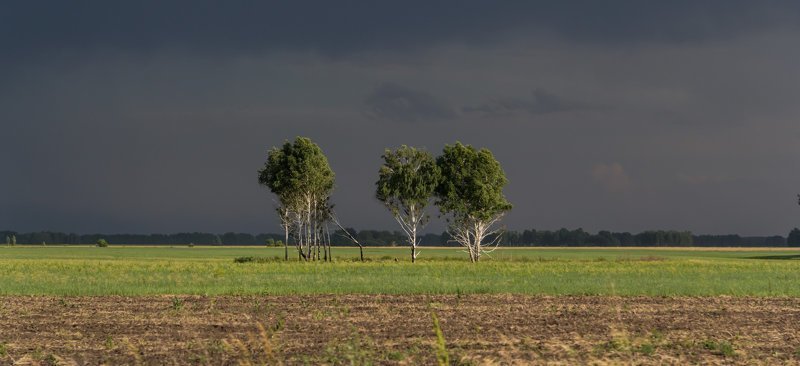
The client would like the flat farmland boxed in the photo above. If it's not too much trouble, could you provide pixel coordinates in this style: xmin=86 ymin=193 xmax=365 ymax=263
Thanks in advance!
xmin=2 ymin=246 xmax=800 ymax=365
xmin=0 ymin=246 xmax=799 ymax=296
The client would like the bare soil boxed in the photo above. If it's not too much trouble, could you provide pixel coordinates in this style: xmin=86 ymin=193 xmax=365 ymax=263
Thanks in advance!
xmin=1 ymin=295 xmax=799 ymax=365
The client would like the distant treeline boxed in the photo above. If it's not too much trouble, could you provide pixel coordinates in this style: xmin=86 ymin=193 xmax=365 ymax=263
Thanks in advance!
xmin=3 ymin=228 xmax=799 ymax=247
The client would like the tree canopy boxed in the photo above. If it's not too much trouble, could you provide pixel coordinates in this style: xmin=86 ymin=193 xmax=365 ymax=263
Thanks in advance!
xmin=376 ymin=145 xmax=440 ymax=261
xmin=258 ymin=136 xmax=334 ymax=205
xmin=376 ymin=146 xmax=440 ymax=215
xmin=435 ymin=142 xmax=512 ymax=221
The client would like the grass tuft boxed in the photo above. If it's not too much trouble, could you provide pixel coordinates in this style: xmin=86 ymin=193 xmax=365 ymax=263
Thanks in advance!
xmin=431 ymin=311 xmax=450 ymax=366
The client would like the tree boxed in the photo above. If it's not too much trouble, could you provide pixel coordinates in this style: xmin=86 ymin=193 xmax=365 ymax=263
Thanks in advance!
xmin=96 ymin=239 xmax=109 ymax=247
xmin=11 ymin=235 xmax=16 ymax=246
xmin=788 ymin=228 xmax=800 ymax=247
xmin=376 ymin=146 xmax=440 ymax=262
xmin=4 ymin=236 xmax=9 ymax=246
xmin=435 ymin=142 xmax=512 ymax=262
xmin=258 ymin=137 xmax=335 ymax=261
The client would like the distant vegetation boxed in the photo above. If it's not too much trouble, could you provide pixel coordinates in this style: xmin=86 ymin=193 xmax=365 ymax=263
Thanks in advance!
xmin=1 ymin=228 xmax=795 ymax=246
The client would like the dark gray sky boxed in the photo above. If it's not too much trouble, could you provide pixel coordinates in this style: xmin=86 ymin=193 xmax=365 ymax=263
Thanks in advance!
xmin=2 ymin=1 xmax=799 ymax=235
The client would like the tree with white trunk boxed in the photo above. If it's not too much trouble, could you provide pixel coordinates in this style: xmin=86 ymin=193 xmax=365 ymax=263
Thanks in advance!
xmin=435 ymin=142 xmax=512 ymax=263
xmin=258 ymin=137 xmax=335 ymax=261
xmin=376 ymin=146 xmax=440 ymax=263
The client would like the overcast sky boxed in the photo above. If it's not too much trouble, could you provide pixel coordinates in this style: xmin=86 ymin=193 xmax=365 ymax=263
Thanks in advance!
xmin=1 ymin=1 xmax=799 ymax=235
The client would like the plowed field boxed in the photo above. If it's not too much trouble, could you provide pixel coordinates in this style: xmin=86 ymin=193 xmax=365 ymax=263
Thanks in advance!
xmin=2 ymin=295 xmax=799 ymax=365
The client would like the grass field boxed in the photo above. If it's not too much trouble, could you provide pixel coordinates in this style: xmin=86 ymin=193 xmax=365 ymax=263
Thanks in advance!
xmin=1 ymin=246 xmax=799 ymax=296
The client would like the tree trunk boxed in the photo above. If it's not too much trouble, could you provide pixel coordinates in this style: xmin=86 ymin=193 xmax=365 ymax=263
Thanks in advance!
xmin=409 ymin=208 xmax=418 ymax=263
xmin=468 ymin=243 xmax=476 ymax=263
xmin=306 ymin=197 xmax=312 ymax=261
xmin=284 ymin=227 xmax=289 ymax=261
xmin=324 ymin=226 xmax=331 ymax=262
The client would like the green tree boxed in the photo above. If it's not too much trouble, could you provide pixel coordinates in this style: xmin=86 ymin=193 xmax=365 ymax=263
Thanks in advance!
xmin=376 ymin=145 xmax=440 ymax=262
xmin=435 ymin=142 xmax=512 ymax=262
xmin=96 ymin=239 xmax=109 ymax=247
xmin=258 ymin=137 xmax=335 ymax=261
xmin=788 ymin=228 xmax=800 ymax=247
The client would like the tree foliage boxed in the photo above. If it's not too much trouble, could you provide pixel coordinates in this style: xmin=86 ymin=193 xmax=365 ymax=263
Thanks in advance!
xmin=258 ymin=137 xmax=334 ymax=209
xmin=376 ymin=145 xmax=440 ymax=262
xmin=435 ymin=142 xmax=512 ymax=262
xmin=436 ymin=143 xmax=512 ymax=221
xmin=258 ymin=137 xmax=336 ymax=261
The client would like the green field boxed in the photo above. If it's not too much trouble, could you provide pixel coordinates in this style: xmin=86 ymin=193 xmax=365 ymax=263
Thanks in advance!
xmin=1 ymin=246 xmax=799 ymax=296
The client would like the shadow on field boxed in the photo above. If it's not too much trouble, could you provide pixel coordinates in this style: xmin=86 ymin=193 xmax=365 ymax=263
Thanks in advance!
xmin=745 ymin=254 xmax=800 ymax=260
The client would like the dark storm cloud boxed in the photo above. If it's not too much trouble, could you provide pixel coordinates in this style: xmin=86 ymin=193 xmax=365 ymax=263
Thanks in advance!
xmin=2 ymin=1 xmax=800 ymax=237
xmin=364 ymin=83 xmax=456 ymax=122
xmin=463 ymin=89 xmax=589 ymax=116
xmin=2 ymin=0 xmax=800 ymax=63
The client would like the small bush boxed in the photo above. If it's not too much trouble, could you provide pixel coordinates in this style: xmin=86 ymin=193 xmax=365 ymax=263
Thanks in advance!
xmin=717 ymin=342 xmax=735 ymax=357
xmin=703 ymin=340 xmax=735 ymax=357
xmin=637 ymin=343 xmax=655 ymax=356
xmin=386 ymin=350 xmax=405 ymax=361
xmin=44 ymin=354 xmax=59 ymax=365
xmin=171 ymin=297 xmax=184 ymax=310
xmin=104 ymin=336 xmax=115 ymax=350
xmin=96 ymin=239 xmax=109 ymax=247
xmin=234 ymin=256 xmax=282 ymax=263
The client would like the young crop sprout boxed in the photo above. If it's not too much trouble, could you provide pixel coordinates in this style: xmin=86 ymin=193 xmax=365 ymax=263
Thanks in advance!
xmin=435 ymin=142 xmax=512 ymax=262
xmin=376 ymin=146 xmax=440 ymax=263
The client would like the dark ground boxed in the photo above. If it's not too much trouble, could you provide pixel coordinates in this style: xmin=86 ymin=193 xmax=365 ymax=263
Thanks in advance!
xmin=1 ymin=295 xmax=799 ymax=365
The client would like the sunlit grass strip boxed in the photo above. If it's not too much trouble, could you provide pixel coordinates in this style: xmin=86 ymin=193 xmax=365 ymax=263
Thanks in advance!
xmin=1 ymin=252 xmax=799 ymax=296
